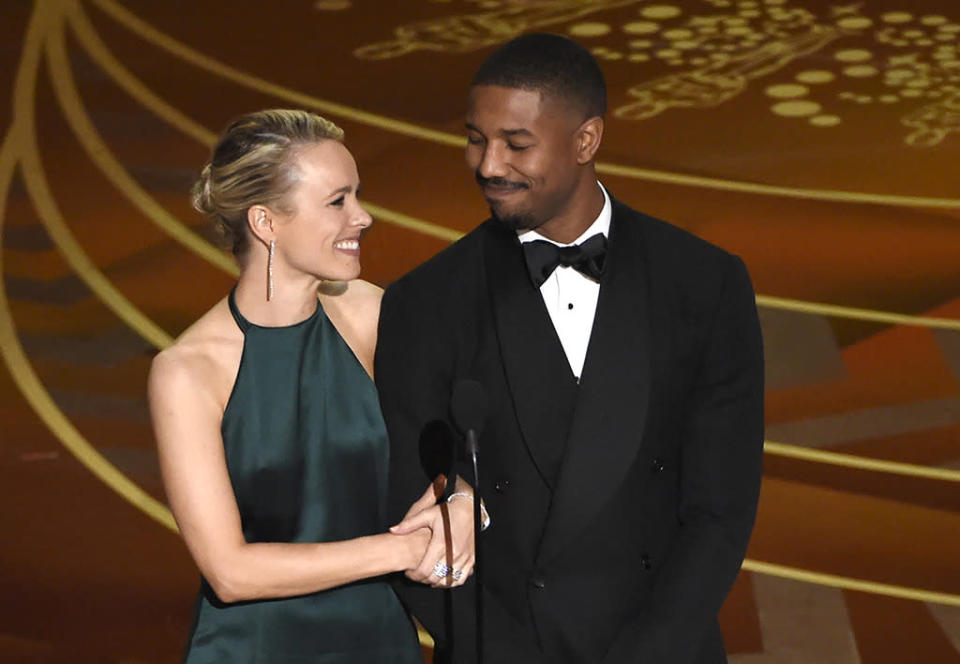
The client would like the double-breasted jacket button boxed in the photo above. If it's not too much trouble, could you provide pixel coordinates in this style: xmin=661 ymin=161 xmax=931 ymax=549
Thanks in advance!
xmin=640 ymin=554 xmax=652 ymax=571
xmin=531 ymin=574 xmax=546 ymax=590
xmin=650 ymin=458 xmax=665 ymax=474
xmin=494 ymin=478 xmax=511 ymax=493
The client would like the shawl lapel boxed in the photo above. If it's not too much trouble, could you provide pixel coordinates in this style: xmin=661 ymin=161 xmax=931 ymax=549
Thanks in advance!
xmin=482 ymin=221 xmax=579 ymax=488
xmin=537 ymin=201 xmax=652 ymax=562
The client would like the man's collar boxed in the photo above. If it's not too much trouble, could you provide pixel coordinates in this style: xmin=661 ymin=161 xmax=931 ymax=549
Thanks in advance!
xmin=518 ymin=181 xmax=611 ymax=247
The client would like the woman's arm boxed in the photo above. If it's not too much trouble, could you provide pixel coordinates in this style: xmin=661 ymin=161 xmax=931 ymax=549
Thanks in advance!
xmin=148 ymin=347 xmax=433 ymax=604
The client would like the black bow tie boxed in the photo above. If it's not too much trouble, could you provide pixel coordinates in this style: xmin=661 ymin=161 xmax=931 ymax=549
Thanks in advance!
xmin=522 ymin=233 xmax=607 ymax=288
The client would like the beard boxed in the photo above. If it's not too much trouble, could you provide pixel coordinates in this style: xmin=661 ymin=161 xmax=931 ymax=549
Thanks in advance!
xmin=489 ymin=204 xmax=540 ymax=231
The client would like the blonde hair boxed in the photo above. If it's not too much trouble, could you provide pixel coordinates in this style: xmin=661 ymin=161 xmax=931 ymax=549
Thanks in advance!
xmin=192 ymin=109 xmax=344 ymax=256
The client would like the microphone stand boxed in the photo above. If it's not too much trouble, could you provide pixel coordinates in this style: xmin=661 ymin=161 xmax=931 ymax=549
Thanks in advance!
xmin=465 ymin=428 xmax=483 ymax=664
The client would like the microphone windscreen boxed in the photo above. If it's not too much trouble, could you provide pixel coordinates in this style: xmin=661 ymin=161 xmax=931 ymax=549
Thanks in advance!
xmin=418 ymin=420 xmax=455 ymax=480
xmin=451 ymin=379 xmax=487 ymax=436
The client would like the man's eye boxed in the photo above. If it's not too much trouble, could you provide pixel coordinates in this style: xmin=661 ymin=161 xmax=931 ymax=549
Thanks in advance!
xmin=507 ymin=144 xmax=530 ymax=152
xmin=467 ymin=135 xmax=484 ymax=145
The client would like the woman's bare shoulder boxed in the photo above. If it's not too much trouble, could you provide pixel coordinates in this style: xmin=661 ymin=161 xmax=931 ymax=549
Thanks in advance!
xmin=149 ymin=298 xmax=242 ymax=406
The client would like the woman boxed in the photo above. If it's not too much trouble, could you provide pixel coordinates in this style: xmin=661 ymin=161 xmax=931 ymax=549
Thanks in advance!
xmin=148 ymin=109 xmax=465 ymax=662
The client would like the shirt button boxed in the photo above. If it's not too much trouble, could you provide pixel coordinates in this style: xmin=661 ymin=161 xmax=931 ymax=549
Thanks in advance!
xmin=650 ymin=458 xmax=665 ymax=474
xmin=567 ymin=303 xmax=574 ymax=310
xmin=494 ymin=478 xmax=511 ymax=493
xmin=531 ymin=575 xmax=546 ymax=590
xmin=640 ymin=554 xmax=652 ymax=571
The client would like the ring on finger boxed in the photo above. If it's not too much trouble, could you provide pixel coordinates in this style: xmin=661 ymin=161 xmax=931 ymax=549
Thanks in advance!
xmin=451 ymin=569 xmax=464 ymax=581
xmin=432 ymin=560 xmax=451 ymax=578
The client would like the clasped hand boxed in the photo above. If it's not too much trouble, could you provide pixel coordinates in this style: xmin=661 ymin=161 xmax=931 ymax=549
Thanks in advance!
xmin=390 ymin=477 xmax=476 ymax=588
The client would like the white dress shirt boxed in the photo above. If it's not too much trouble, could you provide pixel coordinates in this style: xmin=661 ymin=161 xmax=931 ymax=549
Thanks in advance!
xmin=518 ymin=183 xmax=611 ymax=380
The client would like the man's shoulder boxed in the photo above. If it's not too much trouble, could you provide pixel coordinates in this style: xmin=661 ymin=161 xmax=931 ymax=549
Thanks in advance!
xmin=614 ymin=199 xmax=730 ymax=261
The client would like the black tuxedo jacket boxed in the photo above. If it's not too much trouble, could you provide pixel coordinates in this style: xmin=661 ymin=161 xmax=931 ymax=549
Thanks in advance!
xmin=375 ymin=197 xmax=764 ymax=664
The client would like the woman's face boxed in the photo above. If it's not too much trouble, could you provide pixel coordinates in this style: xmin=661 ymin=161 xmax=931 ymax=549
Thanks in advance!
xmin=273 ymin=140 xmax=372 ymax=282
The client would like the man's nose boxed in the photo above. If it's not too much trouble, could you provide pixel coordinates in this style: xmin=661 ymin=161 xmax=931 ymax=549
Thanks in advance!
xmin=477 ymin=143 xmax=508 ymax=179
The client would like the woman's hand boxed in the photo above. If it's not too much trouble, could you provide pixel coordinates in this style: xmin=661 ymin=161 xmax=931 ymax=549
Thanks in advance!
xmin=390 ymin=477 xmax=476 ymax=588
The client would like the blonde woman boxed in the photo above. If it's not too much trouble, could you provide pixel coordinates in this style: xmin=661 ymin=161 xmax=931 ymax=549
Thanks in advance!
xmin=148 ymin=110 xmax=468 ymax=662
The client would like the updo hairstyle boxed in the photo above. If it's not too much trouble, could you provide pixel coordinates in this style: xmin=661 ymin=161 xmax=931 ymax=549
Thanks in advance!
xmin=192 ymin=109 xmax=344 ymax=257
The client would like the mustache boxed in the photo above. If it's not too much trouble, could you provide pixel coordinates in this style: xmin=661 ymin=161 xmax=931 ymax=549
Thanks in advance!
xmin=476 ymin=175 xmax=528 ymax=190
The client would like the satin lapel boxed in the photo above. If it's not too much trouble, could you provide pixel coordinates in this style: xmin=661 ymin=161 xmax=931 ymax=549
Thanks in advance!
xmin=482 ymin=221 xmax=579 ymax=486
xmin=538 ymin=202 xmax=651 ymax=561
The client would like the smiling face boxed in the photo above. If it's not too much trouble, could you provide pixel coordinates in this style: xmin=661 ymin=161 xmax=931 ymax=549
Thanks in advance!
xmin=273 ymin=140 xmax=372 ymax=282
xmin=466 ymin=85 xmax=597 ymax=238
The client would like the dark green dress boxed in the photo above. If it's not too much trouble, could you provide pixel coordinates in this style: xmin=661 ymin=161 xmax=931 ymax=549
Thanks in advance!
xmin=183 ymin=288 xmax=422 ymax=663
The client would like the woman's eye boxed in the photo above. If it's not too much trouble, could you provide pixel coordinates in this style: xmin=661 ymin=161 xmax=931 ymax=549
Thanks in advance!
xmin=331 ymin=196 xmax=345 ymax=207
xmin=507 ymin=144 xmax=529 ymax=152
xmin=467 ymin=135 xmax=483 ymax=145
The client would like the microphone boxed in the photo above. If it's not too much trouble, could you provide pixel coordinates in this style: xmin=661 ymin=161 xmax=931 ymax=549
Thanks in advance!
xmin=451 ymin=378 xmax=487 ymax=457
xmin=450 ymin=378 xmax=487 ymax=664
xmin=418 ymin=419 xmax=457 ymax=503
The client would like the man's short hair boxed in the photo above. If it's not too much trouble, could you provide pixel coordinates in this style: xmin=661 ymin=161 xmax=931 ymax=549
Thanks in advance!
xmin=471 ymin=33 xmax=607 ymax=119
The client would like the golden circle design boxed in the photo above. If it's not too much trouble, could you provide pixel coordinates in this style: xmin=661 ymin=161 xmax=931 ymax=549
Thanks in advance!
xmin=834 ymin=49 xmax=872 ymax=63
xmin=628 ymin=53 xmax=650 ymax=62
xmin=916 ymin=39 xmax=934 ymax=46
xmin=921 ymin=15 xmax=947 ymax=26
xmin=844 ymin=65 xmax=879 ymax=77
xmin=904 ymin=29 xmax=924 ymax=38
xmin=887 ymin=68 xmax=914 ymax=79
xmin=314 ymin=0 xmax=351 ymax=8
xmin=640 ymin=5 xmax=681 ymax=20
xmin=906 ymin=78 xmax=932 ymax=88
xmin=901 ymin=89 xmax=923 ymax=97
xmin=674 ymin=40 xmax=699 ymax=50
xmin=836 ymin=17 xmax=873 ymax=30
xmin=663 ymin=28 xmax=693 ymax=39
xmin=656 ymin=49 xmax=681 ymax=58
xmin=623 ymin=21 xmax=660 ymax=35
xmin=740 ymin=9 xmax=761 ymax=18
xmin=939 ymin=24 xmax=960 ymax=33
xmin=727 ymin=26 xmax=753 ymax=36
xmin=810 ymin=115 xmax=841 ymax=127
xmin=569 ymin=22 xmax=612 ymax=37
xmin=880 ymin=95 xmax=900 ymax=103
xmin=771 ymin=100 xmax=821 ymax=117
xmin=765 ymin=83 xmax=809 ymax=99
xmin=882 ymin=12 xmax=914 ymax=24
xmin=629 ymin=39 xmax=652 ymax=48
xmin=796 ymin=70 xmax=835 ymax=84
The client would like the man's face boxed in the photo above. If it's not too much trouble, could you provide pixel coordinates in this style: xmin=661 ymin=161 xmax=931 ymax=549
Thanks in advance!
xmin=465 ymin=85 xmax=583 ymax=233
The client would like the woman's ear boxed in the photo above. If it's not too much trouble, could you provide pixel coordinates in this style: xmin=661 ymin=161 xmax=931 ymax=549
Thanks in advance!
xmin=247 ymin=205 xmax=275 ymax=247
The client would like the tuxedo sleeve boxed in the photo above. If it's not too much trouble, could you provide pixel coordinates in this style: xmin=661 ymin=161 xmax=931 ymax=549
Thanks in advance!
xmin=375 ymin=277 xmax=455 ymax=642
xmin=602 ymin=254 xmax=765 ymax=664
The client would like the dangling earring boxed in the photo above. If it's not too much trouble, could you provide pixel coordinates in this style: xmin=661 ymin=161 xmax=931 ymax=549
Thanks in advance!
xmin=267 ymin=240 xmax=275 ymax=301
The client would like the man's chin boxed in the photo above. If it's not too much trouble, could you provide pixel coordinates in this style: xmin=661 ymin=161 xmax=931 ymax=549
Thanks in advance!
xmin=489 ymin=206 xmax=539 ymax=232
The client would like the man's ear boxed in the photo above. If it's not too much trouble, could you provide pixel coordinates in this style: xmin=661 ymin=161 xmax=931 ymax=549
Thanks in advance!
xmin=247 ymin=205 xmax=276 ymax=247
xmin=575 ymin=116 xmax=604 ymax=164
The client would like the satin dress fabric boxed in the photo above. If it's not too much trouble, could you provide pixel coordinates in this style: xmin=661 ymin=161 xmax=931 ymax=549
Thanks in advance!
xmin=182 ymin=288 xmax=422 ymax=663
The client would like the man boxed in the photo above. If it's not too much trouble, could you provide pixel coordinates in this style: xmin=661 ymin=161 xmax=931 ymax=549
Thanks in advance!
xmin=376 ymin=33 xmax=764 ymax=663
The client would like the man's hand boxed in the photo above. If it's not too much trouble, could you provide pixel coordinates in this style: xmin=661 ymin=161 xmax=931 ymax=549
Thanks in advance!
xmin=390 ymin=477 xmax=476 ymax=588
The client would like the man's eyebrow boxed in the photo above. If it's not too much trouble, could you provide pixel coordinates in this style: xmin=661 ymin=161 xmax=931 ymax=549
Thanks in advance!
xmin=464 ymin=123 xmax=534 ymax=138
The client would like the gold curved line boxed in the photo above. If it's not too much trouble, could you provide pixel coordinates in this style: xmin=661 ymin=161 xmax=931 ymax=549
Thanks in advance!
xmin=2 ymin=0 xmax=175 ymax=533
xmin=29 ymin=15 xmax=173 ymax=350
xmin=765 ymin=440 xmax=960 ymax=483
xmin=55 ymin=2 xmax=237 ymax=277
xmin=89 ymin=0 xmax=960 ymax=211
xmin=741 ymin=560 xmax=960 ymax=607
xmin=756 ymin=294 xmax=960 ymax=330
xmin=361 ymin=202 xmax=464 ymax=244
xmin=88 ymin=0 xmax=463 ymax=149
